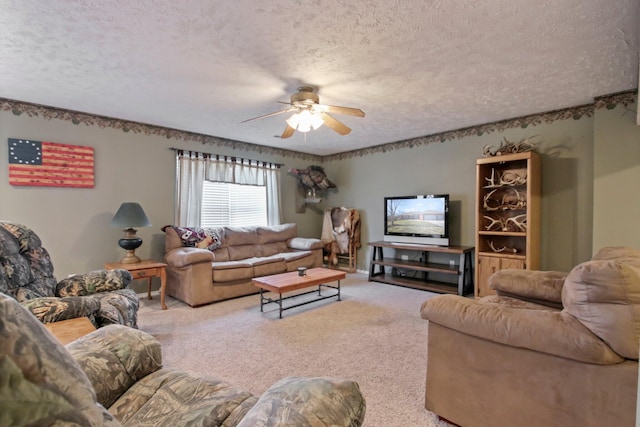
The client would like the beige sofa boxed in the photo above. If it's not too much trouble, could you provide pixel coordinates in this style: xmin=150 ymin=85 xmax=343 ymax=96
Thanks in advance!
xmin=163 ymin=223 xmax=324 ymax=307
xmin=420 ymin=246 xmax=640 ymax=427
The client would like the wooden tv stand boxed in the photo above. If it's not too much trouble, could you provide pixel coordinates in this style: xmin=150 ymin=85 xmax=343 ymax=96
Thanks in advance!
xmin=368 ymin=241 xmax=474 ymax=295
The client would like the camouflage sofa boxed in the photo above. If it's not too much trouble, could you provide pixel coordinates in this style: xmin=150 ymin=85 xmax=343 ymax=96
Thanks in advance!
xmin=0 ymin=222 xmax=139 ymax=327
xmin=0 ymin=293 xmax=366 ymax=426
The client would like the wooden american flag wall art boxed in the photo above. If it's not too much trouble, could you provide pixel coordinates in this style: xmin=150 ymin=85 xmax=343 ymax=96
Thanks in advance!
xmin=7 ymin=138 xmax=95 ymax=188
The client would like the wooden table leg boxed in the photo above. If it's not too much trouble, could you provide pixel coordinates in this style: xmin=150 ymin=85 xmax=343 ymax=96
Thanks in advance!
xmin=147 ymin=277 xmax=153 ymax=300
xmin=159 ymin=267 xmax=167 ymax=310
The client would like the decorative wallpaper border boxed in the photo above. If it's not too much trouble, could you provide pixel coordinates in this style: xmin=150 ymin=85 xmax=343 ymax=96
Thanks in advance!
xmin=325 ymin=90 xmax=637 ymax=161
xmin=1 ymin=90 xmax=636 ymax=163
xmin=0 ymin=98 xmax=323 ymax=162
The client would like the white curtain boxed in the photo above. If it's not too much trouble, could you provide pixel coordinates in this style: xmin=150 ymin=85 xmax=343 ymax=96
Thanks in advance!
xmin=175 ymin=150 xmax=282 ymax=226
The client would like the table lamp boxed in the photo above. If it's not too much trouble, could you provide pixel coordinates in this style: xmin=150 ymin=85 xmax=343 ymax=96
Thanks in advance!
xmin=111 ymin=202 xmax=151 ymax=264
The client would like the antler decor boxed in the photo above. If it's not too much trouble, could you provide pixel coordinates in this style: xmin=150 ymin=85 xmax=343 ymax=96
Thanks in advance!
xmin=488 ymin=241 xmax=518 ymax=253
xmin=483 ymin=168 xmax=528 ymax=188
xmin=505 ymin=214 xmax=527 ymax=231
xmin=483 ymin=215 xmax=504 ymax=231
xmin=482 ymin=136 xmax=539 ymax=157
xmin=483 ymin=214 xmax=527 ymax=232
xmin=483 ymin=188 xmax=527 ymax=211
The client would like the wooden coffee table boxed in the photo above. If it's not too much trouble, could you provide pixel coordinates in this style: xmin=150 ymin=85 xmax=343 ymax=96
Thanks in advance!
xmin=252 ymin=267 xmax=346 ymax=318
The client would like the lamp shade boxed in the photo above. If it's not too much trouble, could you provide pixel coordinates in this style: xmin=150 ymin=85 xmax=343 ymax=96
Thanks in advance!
xmin=111 ymin=202 xmax=151 ymax=228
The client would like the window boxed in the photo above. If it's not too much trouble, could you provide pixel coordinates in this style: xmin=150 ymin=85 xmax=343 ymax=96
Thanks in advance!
xmin=175 ymin=150 xmax=281 ymax=227
xmin=201 ymin=181 xmax=267 ymax=227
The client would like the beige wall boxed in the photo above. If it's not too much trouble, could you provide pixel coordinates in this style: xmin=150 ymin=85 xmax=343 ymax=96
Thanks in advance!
xmin=0 ymin=110 xmax=316 ymax=281
xmin=593 ymin=95 xmax=640 ymax=250
xmin=0 ymin=94 xmax=637 ymax=283
xmin=322 ymin=116 xmax=595 ymax=272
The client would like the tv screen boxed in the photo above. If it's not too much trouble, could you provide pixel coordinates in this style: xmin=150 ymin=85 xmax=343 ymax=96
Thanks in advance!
xmin=384 ymin=194 xmax=449 ymax=246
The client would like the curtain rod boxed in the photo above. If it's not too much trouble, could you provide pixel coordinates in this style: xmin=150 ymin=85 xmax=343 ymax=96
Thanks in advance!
xmin=169 ymin=147 xmax=284 ymax=168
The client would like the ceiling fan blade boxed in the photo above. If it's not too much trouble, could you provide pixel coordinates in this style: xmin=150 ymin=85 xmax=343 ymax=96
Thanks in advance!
xmin=319 ymin=104 xmax=365 ymax=118
xmin=241 ymin=108 xmax=295 ymax=123
xmin=320 ymin=112 xmax=351 ymax=135
xmin=281 ymin=124 xmax=296 ymax=139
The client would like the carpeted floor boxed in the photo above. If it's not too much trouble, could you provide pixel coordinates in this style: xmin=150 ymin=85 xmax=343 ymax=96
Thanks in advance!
xmin=137 ymin=272 xmax=453 ymax=427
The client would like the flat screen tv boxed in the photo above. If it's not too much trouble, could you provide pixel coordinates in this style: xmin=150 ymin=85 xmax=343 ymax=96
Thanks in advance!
xmin=384 ymin=194 xmax=450 ymax=246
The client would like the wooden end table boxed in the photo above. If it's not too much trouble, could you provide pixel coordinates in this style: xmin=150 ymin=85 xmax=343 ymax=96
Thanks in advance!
xmin=105 ymin=259 xmax=168 ymax=310
xmin=44 ymin=317 xmax=96 ymax=345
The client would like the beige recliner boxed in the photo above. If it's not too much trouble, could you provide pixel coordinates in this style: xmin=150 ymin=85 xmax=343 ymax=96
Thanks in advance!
xmin=420 ymin=246 xmax=640 ymax=427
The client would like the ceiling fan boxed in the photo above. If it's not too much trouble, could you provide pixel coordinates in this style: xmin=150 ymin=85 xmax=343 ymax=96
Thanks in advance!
xmin=241 ymin=86 xmax=365 ymax=139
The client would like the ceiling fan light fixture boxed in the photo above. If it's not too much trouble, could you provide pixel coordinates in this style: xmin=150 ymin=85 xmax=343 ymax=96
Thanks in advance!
xmin=309 ymin=111 xmax=324 ymax=130
xmin=242 ymin=86 xmax=363 ymax=138
xmin=286 ymin=110 xmax=324 ymax=133
xmin=286 ymin=113 xmax=300 ymax=129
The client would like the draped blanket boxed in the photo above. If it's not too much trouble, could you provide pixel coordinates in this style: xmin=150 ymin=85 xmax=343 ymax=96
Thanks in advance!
xmin=321 ymin=207 xmax=361 ymax=265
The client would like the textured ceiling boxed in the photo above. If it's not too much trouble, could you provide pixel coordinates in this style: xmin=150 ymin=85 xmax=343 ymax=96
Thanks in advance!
xmin=1 ymin=1 xmax=638 ymax=156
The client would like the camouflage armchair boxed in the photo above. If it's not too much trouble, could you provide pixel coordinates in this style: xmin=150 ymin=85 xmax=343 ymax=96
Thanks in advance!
xmin=0 ymin=293 xmax=366 ymax=426
xmin=0 ymin=222 xmax=139 ymax=328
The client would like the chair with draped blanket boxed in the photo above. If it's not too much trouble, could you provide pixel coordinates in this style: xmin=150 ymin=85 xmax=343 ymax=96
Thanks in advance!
xmin=321 ymin=207 xmax=361 ymax=272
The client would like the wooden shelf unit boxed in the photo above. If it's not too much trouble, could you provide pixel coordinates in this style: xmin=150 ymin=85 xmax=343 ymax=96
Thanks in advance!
xmin=368 ymin=241 xmax=474 ymax=295
xmin=475 ymin=151 xmax=541 ymax=297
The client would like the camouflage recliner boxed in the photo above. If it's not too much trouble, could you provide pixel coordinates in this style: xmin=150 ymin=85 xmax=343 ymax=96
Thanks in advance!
xmin=0 ymin=222 xmax=139 ymax=328
xmin=0 ymin=293 xmax=366 ymax=426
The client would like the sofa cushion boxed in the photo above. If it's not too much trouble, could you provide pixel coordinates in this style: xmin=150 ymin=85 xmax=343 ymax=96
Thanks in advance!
xmin=246 ymin=256 xmax=287 ymax=277
xmin=257 ymin=223 xmax=297 ymax=244
xmin=283 ymin=252 xmax=317 ymax=272
xmin=212 ymin=246 xmax=230 ymax=262
xmin=261 ymin=241 xmax=289 ymax=257
xmin=280 ymin=251 xmax=312 ymax=262
xmin=212 ymin=261 xmax=254 ymax=282
xmin=212 ymin=260 xmax=253 ymax=270
xmin=224 ymin=226 xmax=260 ymax=246
xmin=562 ymin=252 xmax=640 ymax=359
xmin=247 ymin=255 xmax=286 ymax=267
xmin=229 ymin=244 xmax=260 ymax=261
